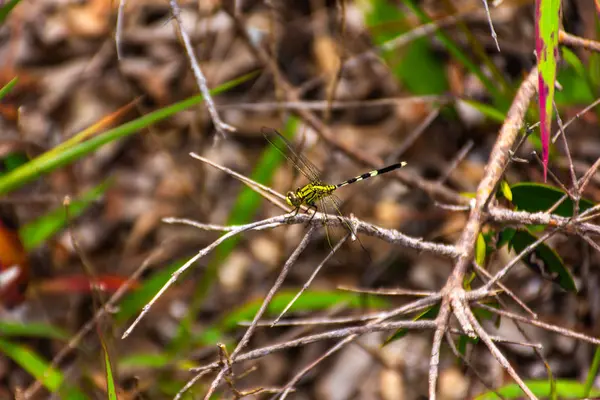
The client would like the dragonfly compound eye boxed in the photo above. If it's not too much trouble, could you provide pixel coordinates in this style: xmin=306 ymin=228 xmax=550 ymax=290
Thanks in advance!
xmin=286 ymin=191 xmax=301 ymax=207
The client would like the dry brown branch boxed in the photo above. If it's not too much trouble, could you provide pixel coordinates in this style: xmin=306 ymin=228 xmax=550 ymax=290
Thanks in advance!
xmin=168 ymin=0 xmax=235 ymax=137
xmin=559 ymin=30 xmax=600 ymax=52
xmin=427 ymin=68 xmax=539 ymax=399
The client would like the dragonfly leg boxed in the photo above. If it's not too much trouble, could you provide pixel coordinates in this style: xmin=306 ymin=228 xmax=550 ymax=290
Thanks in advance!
xmin=284 ymin=207 xmax=301 ymax=225
xmin=306 ymin=204 xmax=318 ymax=225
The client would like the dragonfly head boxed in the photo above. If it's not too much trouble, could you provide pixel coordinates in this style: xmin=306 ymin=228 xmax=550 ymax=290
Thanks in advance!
xmin=286 ymin=191 xmax=302 ymax=208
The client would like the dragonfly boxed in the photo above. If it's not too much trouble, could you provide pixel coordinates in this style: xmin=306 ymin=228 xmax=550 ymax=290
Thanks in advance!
xmin=263 ymin=128 xmax=407 ymax=241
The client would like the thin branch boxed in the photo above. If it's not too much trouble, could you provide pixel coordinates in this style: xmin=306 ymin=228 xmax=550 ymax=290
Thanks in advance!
xmin=445 ymin=331 xmax=508 ymax=400
xmin=553 ymin=96 xmax=600 ymax=142
xmin=168 ymin=0 xmax=235 ymax=137
xmin=337 ymin=285 xmax=435 ymax=297
xmin=476 ymin=304 xmax=600 ymax=346
xmin=202 ymin=227 xmax=316 ymax=399
xmin=121 ymin=215 xmax=288 ymax=338
xmin=272 ymin=232 xmax=349 ymax=326
xmin=217 ymin=96 xmax=447 ymax=112
xmin=480 ymin=228 xmax=560 ymax=291
xmin=115 ymin=0 xmax=127 ymax=59
xmin=429 ymin=299 xmax=451 ymax=400
xmin=464 ymin=306 xmax=536 ymax=399
xmin=559 ymin=30 xmax=600 ymax=52
xmin=191 ymin=319 xmax=438 ymax=375
xmin=472 ymin=261 xmax=537 ymax=319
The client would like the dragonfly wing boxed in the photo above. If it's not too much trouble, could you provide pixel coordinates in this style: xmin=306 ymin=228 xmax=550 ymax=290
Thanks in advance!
xmin=262 ymin=128 xmax=323 ymax=183
xmin=327 ymin=194 xmax=358 ymax=240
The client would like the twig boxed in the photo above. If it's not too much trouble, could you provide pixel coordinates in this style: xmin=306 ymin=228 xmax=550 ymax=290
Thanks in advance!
xmin=428 ymin=299 xmax=451 ymax=399
xmin=217 ymin=96 xmax=447 ymax=112
xmin=272 ymin=232 xmax=349 ymax=326
xmin=337 ymin=285 xmax=435 ymax=297
xmin=476 ymin=304 xmax=600 ymax=346
xmin=121 ymin=215 xmax=289 ymax=339
xmin=472 ymin=261 xmax=537 ymax=318
xmin=190 ymin=152 xmax=288 ymax=209
xmin=480 ymin=228 xmax=560 ymax=291
xmin=389 ymin=108 xmax=440 ymax=162
xmin=559 ymin=30 xmax=600 ymax=52
xmin=553 ymin=96 xmax=600 ymax=142
xmin=168 ymin=0 xmax=235 ymax=138
xmin=445 ymin=331 xmax=507 ymax=400
xmin=202 ymin=227 xmax=316 ymax=399
xmin=115 ymin=0 xmax=127 ymax=59
xmin=464 ymin=306 xmax=536 ymax=399
xmin=437 ymin=139 xmax=475 ymax=185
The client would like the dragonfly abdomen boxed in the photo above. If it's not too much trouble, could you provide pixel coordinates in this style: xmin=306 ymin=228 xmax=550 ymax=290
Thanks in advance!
xmin=336 ymin=162 xmax=407 ymax=188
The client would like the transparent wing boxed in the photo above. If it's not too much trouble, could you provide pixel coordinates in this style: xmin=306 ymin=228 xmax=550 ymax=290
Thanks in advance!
xmin=262 ymin=127 xmax=322 ymax=183
xmin=324 ymin=194 xmax=373 ymax=262
xmin=324 ymin=194 xmax=357 ymax=239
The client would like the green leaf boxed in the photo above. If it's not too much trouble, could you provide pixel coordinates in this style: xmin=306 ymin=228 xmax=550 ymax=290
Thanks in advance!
xmin=588 ymin=53 xmax=600 ymax=90
xmin=475 ymin=233 xmax=486 ymax=266
xmin=555 ymin=62 xmax=596 ymax=105
xmin=360 ymin=0 xmax=448 ymax=95
xmin=534 ymin=0 xmax=561 ymax=180
xmin=476 ymin=379 xmax=600 ymax=399
xmin=497 ymin=228 xmax=516 ymax=249
xmin=101 ymin=340 xmax=117 ymax=400
xmin=463 ymin=271 xmax=476 ymax=291
xmin=189 ymin=290 xmax=388 ymax=346
xmin=457 ymin=335 xmax=469 ymax=356
xmin=19 ymin=180 xmax=112 ymax=250
xmin=384 ymin=305 xmax=439 ymax=346
xmin=2 ymin=153 xmax=29 ymax=172
xmin=400 ymin=0 xmax=506 ymax=106
xmin=510 ymin=229 xmax=576 ymax=292
xmin=500 ymin=180 xmax=512 ymax=201
xmin=510 ymin=182 xmax=595 ymax=217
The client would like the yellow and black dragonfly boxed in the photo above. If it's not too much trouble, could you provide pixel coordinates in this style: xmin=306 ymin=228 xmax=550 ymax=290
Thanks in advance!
xmin=263 ymin=128 xmax=406 ymax=241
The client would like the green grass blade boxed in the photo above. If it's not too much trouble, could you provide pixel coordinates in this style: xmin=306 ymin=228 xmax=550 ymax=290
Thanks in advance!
xmin=0 ymin=321 xmax=69 ymax=340
xmin=0 ymin=71 xmax=257 ymax=195
xmin=584 ymin=346 xmax=600 ymax=396
xmin=0 ymin=338 xmax=86 ymax=398
xmin=0 ymin=0 xmax=21 ymax=24
xmin=476 ymin=379 xmax=600 ymax=399
xmin=0 ymin=76 xmax=18 ymax=100
xmin=19 ymin=180 xmax=112 ymax=250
